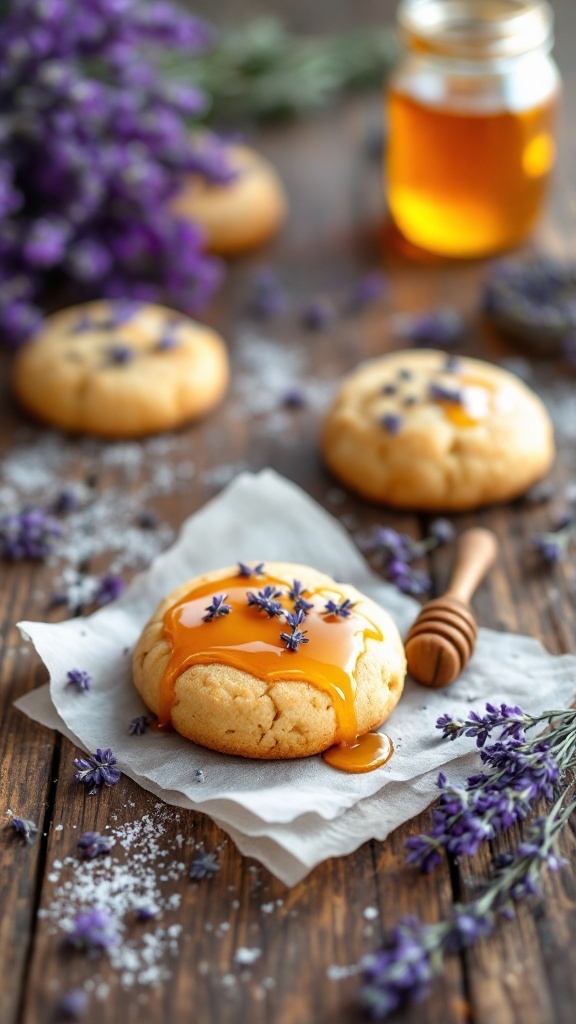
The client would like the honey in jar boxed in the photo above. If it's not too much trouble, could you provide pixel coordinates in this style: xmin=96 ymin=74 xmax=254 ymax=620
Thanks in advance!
xmin=386 ymin=0 xmax=560 ymax=257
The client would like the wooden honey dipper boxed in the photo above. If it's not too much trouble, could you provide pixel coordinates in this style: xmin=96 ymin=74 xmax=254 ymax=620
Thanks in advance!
xmin=405 ymin=527 xmax=498 ymax=688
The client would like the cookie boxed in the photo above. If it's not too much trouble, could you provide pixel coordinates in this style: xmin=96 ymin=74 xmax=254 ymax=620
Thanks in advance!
xmin=12 ymin=299 xmax=229 ymax=438
xmin=322 ymin=350 xmax=554 ymax=510
xmin=132 ymin=561 xmax=406 ymax=760
xmin=171 ymin=144 xmax=287 ymax=255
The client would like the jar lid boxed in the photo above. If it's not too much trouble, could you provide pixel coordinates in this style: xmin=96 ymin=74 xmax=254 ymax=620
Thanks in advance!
xmin=397 ymin=0 xmax=554 ymax=60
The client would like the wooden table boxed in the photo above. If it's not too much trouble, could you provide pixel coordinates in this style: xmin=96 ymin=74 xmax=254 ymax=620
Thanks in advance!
xmin=3 ymin=2 xmax=576 ymax=1022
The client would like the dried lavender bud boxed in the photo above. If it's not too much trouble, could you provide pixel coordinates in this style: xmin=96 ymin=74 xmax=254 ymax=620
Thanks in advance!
xmin=247 ymin=585 xmax=283 ymax=617
xmin=282 ymin=388 xmax=307 ymax=409
xmin=428 ymin=382 xmax=462 ymax=404
xmin=237 ymin=561 xmax=265 ymax=578
xmin=66 ymin=669 xmax=91 ymax=693
xmin=398 ymin=368 xmax=412 ymax=380
xmin=393 ymin=307 xmax=463 ymax=348
xmin=324 ymin=598 xmax=355 ymax=618
xmin=380 ymin=414 xmax=402 ymax=435
xmin=9 ymin=816 xmax=38 ymax=844
xmin=248 ymin=268 xmax=288 ymax=319
xmin=136 ymin=510 xmax=159 ymax=529
xmin=57 ymin=989 xmax=88 ymax=1021
xmin=403 ymin=395 xmax=418 ymax=407
xmin=93 ymin=573 xmax=124 ymax=606
xmin=289 ymin=580 xmax=313 ymax=612
xmin=103 ymin=343 xmax=135 ymax=366
xmin=77 ymin=832 xmax=114 ymax=860
xmin=194 ymin=769 xmax=206 ymax=784
xmin=280 ymin=607 xmax=309 ymax=651
xmin=52 ymin=489 xmax=81 ymax=514
xmin=0 ymin=508 xmax=61 ymax=561
xmin=381 ymin=383 xmax=397 ymax=396
xmin=429 ymin=519 xmax=456 ymax=545
xmin=66 ymin=909 xmax=119 ymax=952
xmin=300 ymin=296 xmax=336 ymax=330
xmin=190 ymin=851 xmax=221 ymax=880
xmin=136 ymin=905 xmax=159 ymax=921
xmin=73 ymin=748 xmax=121 ymax=795
xmin=129 ymin=715 xmax=149 ymax=736
xmin=202 ymin=593 xmax=232 ymax=622
xmin=348 ymin=271 xmax=388 ymax=311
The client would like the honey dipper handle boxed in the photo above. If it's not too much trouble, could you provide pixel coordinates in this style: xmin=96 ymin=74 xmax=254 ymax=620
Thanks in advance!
xmin=444 ymin=528 xmax=498 ymax=605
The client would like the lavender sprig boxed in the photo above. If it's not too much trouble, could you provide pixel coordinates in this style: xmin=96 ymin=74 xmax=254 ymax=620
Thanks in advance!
xmin=190 ymin=850 xmax=221 ymax=880
xmin=280 ymin=607 xmax=309 ymax=652
xmin=361 ymin=793 xmax=573 ymax=1018
xmin=73 ymin=748 xmax=121 ymax=796
xmin=202 ymin=593 xmax=232 ymax=622
xmin=9 ymin=816 xmax=38 ymax=844
xmin=289 ymin=580 xmax=314 ymax=613
xmin=129 ymin=715 xmax=150 ymax=736
xmin=237 ymin=561 xmax=265 ymax=578
xmin=66 ymin=909 xmax=119 ymax=953
xmin=77 ymin=832 xmax=114 ymax=860
xmin=247 ymin=585 xmax=283 ymax=618
xmin=365 ymin=521 xmax=455 ymax=596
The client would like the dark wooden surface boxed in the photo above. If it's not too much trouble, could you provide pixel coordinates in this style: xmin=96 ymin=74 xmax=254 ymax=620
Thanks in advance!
xmin=2 ymin=2 xmax=576 ymax=1023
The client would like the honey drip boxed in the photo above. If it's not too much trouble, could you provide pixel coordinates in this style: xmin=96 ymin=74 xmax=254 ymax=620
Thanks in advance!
xmin=160 ymin=570 xmax=393 ymax=773
xmin=387 ymin=89 xmax=557 ymax=257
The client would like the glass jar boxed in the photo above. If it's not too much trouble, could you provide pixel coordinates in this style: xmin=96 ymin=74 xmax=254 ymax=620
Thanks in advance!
xmin=386 ymin=0 xmax=560 ymax=257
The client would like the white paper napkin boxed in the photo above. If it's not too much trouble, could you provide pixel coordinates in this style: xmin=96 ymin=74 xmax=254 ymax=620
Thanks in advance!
xmin=16 ymin=470 xmax=576 ymax=884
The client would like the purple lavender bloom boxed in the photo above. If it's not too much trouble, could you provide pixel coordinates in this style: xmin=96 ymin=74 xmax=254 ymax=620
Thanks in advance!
xmin=57 ymin=989 xmax=88 ymax=1020
xmin=282 ymin=387 xmax=307 ymax=409
xmin=380 ymin=413 xmax=402 ymax=435
xmin=190 ymin=850 xmax=221 ymax=880
xmin=66 ymin=908 xmax=119 ymax=952
xmin=93 ymin=573 xmax=125 ymax=606
xmin=394 ymin=308 xmax=463 ymax=348
xmin=324 ymin=598 xmax=356 ymax=618
xmin=10 ymin=816 xmax=38 ymax=844
xmin=428 ymin=381 xmax=463 ymax=404
xmin=280 ymin=607 xmax=309 ymax=651
xmin=429 ymin=519 xmax=456 ymax=545
xmin=156 ymin=327 xmax=180 ymax=352
xmin=289 ymin=580 xmax=314 ymax=612
xmin=136 ymin=905 xmax=159 ymax=921
xmin=0 ymin=508 xmax=61 ymax=561
xmin=533 ymin=531 xmax=568 ymax=563
xmin=129 ymin=715 xmax=149 ymax=736
xmin=248 ymin=269 xmax=288 ymax=319
xmin=52 ymin=489 xmax=81 ymax=514
xmin=77 ymin=832 xmax=113 ymax=860
xmin=300 ymin=297 xmax=335 ymax=330
xmin=24 ymin=217 xmax=68 ymax=267
xmin=66 ymin=669 xmax=91 ymax=693
xmin=237 ymin=561 xmax=265 ymax=578
xmin=136 ymin=510 xmax=158 ymax=529
xmin=360 ymin=917 xmax=435 ymax=1018
xmin=247 ymin=585 xmax=283 ymax=618
xmin=202 ymin=593 xmax=232 ymax=622
xmin=73 ymin=748 xmax=121 ymax=796
xmin=348 ymin=271 xmax=388 ymax=311
xmin=103 ymin=343 xmax=134 ymax=366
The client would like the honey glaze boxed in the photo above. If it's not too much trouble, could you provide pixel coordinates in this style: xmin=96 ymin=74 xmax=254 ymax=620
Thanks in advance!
xmin=322 ymin=732 xmax=394 ymax=774
xmin=160 ymin=568 xmax=393 ymax=773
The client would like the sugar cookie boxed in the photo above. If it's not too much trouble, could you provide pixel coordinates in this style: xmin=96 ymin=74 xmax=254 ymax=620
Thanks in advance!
xmin=172 ymin=145 xmax=287 ymax=255
xmin=322 ymin=350 xmax=554 ymax=510
xmin=12 ymin=299 xmax=229 ymax=438
xmin=133 ymin=562 xmax=406 ymax=762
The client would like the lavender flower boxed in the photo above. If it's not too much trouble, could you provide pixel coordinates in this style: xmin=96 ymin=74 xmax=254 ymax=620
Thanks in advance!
xmin=74 ymin=748 xmax=121 ymax=796
xmin=324 ymin=598 xmax=355 ymax=618
xmin=247 ymin=585 xmax=283 ymax=618
xmin=136 ymin=510 xmax=159 ymax=529
xmin=280 ymin=607 xmax=309 ymax=652
xmin=282 ymin=387 xmax=307 ymax=409
xmin=136 ymin=905 xmax=159 ymax=921
xmin=0 ymin=508 xmax=61 ymax=561
xmin=202 ymin=593 xmax=232 ymax=622
xmin=428 ymin=381 xmax=463 ymax=404
xmin=129 ymin=715 xmax=150 ymax=736
xmin=533 ymin=529 xmax=571 ymax=563
xmin=66 ymin=669 xmax=91 ymax=693
xmin=348 ymin=271 xmax=388 ymax=311
xmin=300 ymin=296 xmax=335 ymax=330
xmin=0 ymin=1 xmax=222 ymax=348
xmin=429 ymin=518 xmax=456 ymax=545
xmin=66 ymin=909 xmax=119 ymax=953
xmin=366 ymin=526 xmax=434 ymax=595
xmin=360 ymin=700 xmax=576 ymax=1018
xmin=77 ymin=832 xmax=114 ymax=860
xmin=93 ymin=573 xmax=125 ymax=606
xmin=248 ymin=268 xmax=288 ymax=319
xmin=237 ymin=561 xmax=265 ymax=578
xmin=190 ymin=850 xmax=221 ymax=880
xmin=380 ymin=414 xmax=402 ymax=435
xmin=9 ymin=816 xmax=38 ymax=844
xmin=52 ymin=489 xmax=81 ymax=514
xmin=393 ymin=307 xmax=463 ymax=348
xmin=289 ymin=580 xmax=314 ymax=612
xmin=381 ymin=383 xmax=397 ymax=396
xmin=102 ymin=343 xmax=135 ymax=366
xmin=57 ymin=989 xmax=88 ymax=1020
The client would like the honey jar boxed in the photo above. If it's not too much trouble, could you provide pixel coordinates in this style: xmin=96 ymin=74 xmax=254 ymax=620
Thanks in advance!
xmin=386 ymin=0 xmax=560 ymax=257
